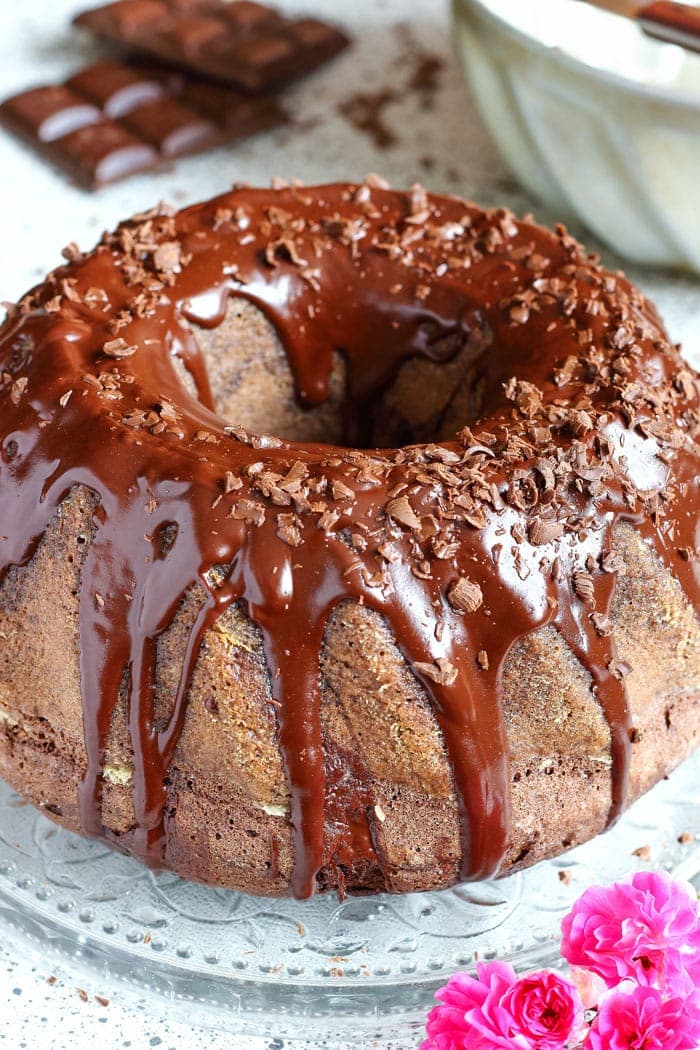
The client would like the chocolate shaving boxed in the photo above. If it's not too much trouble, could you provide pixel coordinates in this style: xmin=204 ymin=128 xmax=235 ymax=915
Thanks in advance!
xmin=10 ymin=376 xmax=28 ymax=405
xmin=413 ymin=658 xmax=458 ymax=687
xmin=573 ymin=572 xmax=595 ymax=605
xmin=224 ymin=471 xmax=242 ymax=494
xmin=276 ymin=512 xmax=302 ymax=547
xmin=231 ymin=499 xmax=266 ymax=526
xmin=590 ymin=611 xmax=614 ymax=637
xmin=448 ymin=578 xmax=483 ymax=614
xmin=102 ymin=338 xmax=136 ymax=358
xmin=600 ymin=551 xmax=626 ymax=575
xmin=386 ymin=495 xmax=421 ymax=530
xmin=528 ymin=518 xmax=565 ymax=547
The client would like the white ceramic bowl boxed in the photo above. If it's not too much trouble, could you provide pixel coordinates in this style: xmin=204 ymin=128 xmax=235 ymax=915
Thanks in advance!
xmin=452 ymin=0 xmax=700 ymax=272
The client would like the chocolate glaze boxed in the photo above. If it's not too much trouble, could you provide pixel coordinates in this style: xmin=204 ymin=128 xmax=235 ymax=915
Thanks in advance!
xmin=0 ymin=181 xmax=697 ymax=897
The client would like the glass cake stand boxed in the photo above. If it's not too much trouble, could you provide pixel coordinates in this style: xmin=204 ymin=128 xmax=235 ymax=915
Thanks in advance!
xmin=0 ymin=753 xmax=697 ymax=1043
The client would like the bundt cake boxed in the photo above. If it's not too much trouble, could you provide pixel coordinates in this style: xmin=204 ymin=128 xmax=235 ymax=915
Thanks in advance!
xmin=0 ymin=180 xmax=697 ymax=898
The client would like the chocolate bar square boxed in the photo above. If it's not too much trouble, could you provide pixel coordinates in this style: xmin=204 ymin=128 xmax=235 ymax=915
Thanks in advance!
xmin=74 ymin=0 xmax=349 ymax=93
xmin=0 ymin=59 xmax=286 ymax=188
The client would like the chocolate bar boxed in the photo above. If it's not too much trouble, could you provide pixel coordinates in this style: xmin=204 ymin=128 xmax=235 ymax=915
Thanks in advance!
xmin=0 ymin=60 xmax=286 ymax=188
xmin=73 ymin=0 xmax=349 ymax=93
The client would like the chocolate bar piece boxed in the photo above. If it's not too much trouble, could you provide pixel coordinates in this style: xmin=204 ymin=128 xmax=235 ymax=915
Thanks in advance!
xmin=0 ymin=60 xmax=286 ymax=188
xmin=73 ymin=0 xmax=349 ymax=93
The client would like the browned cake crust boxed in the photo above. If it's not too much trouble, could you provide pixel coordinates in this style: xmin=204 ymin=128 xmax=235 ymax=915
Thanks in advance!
xmin=0 ymin=180 xmax=697 ymax=897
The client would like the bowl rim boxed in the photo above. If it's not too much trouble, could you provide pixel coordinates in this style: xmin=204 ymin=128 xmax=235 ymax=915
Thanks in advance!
xmin=454 ymin=0 xmax=700 ymax=113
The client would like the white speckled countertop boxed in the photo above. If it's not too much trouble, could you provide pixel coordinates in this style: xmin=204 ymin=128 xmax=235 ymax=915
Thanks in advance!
xmin=0 ymin=0 xmax=697 ymax=1047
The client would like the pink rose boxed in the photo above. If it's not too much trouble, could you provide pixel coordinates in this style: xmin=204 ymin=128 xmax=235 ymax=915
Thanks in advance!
xmin=561 ymin=871 xmax=700 ymax=997
xmin=421 ymin=961 xmax=518 ymax=1050
xmin=585 ymin=981 xmax=700 ymax=1050
xmin=502 ymin=970 xmax=586 ymax=1049
xmin=421 ymin=962 xmax=585 ymax=1050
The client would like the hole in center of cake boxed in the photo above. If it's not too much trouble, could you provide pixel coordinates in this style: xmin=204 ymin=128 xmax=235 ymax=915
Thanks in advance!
xmin=183 ymin=298 xmax=488 ymax=449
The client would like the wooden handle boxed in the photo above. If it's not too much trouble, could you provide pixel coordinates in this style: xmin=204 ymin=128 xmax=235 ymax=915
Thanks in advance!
xmin=574 ymin=0 xmax=642 ymax=15
xmin=577 ymin=0 xmax=700 ymax=52
xmin=639 ymin=1 xmax=700 ymax=52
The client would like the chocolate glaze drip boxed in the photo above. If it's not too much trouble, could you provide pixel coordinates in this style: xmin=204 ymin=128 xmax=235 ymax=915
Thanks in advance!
xmin=0 ymin=182 xmax=698 ymax=898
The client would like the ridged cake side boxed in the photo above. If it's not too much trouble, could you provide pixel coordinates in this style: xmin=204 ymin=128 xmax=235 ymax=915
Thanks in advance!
xmin=0 ymin=491 xmax=697 ymax=895
xmin=0 ymin=294 xmax=697 ymax=895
